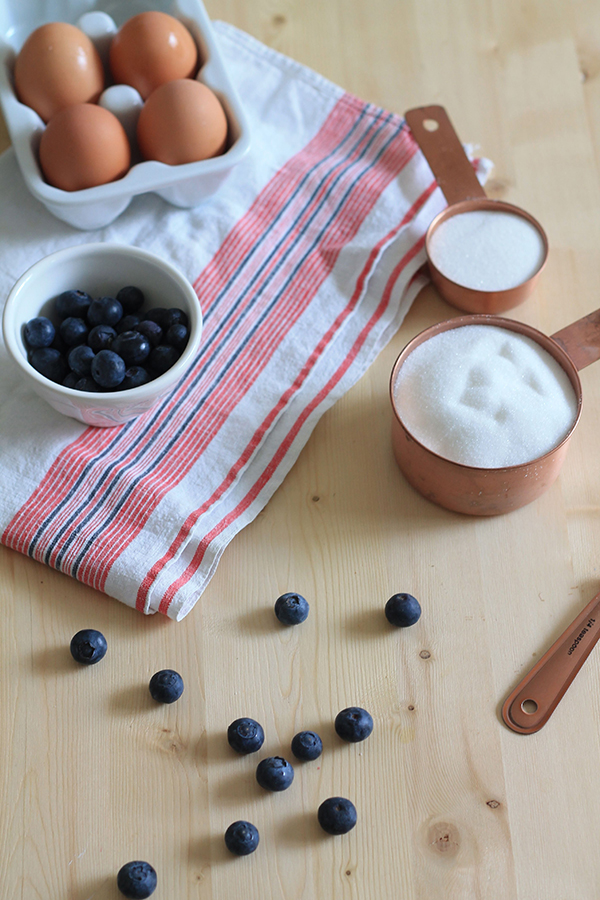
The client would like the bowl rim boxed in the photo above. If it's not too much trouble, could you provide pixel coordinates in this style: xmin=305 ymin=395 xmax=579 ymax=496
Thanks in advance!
xmin=2 ymin=241 xmax=203 ymax=404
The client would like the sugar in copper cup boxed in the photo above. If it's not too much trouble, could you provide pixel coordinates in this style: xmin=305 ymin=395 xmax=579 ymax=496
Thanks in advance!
xmin=389 ymin=309 xmax=600 ymax=516
xmin=405 ymin=106 xmax=548 ymax=315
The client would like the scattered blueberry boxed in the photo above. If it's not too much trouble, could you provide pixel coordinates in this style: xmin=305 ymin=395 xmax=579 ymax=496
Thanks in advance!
xmin=134 ymin=320 xmax=163 ymax=347
xmin=291 ymin=730 xmax=323 ymax=761
xmin=166 ymin=323 xmax=189 ymax=351
xmin=75 ymin=376 xmax=102 ymax=392
xmin=120 ymin=366 xmax=151 ymax=390
xmin=55 ymin=289 xmax=92 ymax=320
xmin=334 ymin=707 xmax=373 ymax=743
xmin=149 ymin=344 xmax=180 ymax=374
xmin=116 ymin=314 xmax=141 ymax=334
xmin=91 ymin=349 xmax=126 ymax=388
xmin=67 ymin=344 xmax=95 ymax=377
xmin=112 ymin=331 xmax=151 ymax=366
xmin=274 ymin=592 xmax=309 ymax=625
xmin=24 ymin=316 xmax=55 ymax=348
xmin=149 ymin=669 xmax=184 ymax=704
xmin=29 ymin=347 xmax=68 ymax=383
xmin=87 ymin=296 xmax=123 ymax=327
xmin=87 ymin=324 xmax=117 ymax=353
xmin=69 ymin=629 xmax=107 ymax=665
xmin=256 ymin=756 xmax=294 ymax=792
xmin=117 ymin=860 xmax=157 ymax=899
xmin=117 ymin=285 xmax=145 ymax=314
xmin=224 ymin=821 xmax=260 ymax=856
xmin=227 ymin=717 xmax=265 ymax=755
xmin=59 ymin=316 xmax=88 ymax=347
xmin=317 ymin=797 xmax=357 ymax=835
xmin=385 ymin=593 xmax=422 ymax=627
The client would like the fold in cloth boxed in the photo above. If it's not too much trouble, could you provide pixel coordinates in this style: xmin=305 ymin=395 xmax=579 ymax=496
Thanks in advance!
xmin=0 ymin=22 xmax=490 ymax=619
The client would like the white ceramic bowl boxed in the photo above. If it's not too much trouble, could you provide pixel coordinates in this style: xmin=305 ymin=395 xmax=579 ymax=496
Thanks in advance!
xmin=0 ymin=0 xmax=251 ymax=229
xmin=2 ymin=243 xmax=203 ymax=427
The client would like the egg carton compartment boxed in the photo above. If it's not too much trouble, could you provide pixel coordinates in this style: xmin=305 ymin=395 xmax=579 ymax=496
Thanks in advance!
xmin=0 ymin=0 xmax=251 ymax=229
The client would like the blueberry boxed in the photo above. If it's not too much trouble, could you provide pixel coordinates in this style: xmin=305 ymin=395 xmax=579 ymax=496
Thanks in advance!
xmin=166 ymin=323 xmax=189 ymax=351
xmin=149 ymin=669 xmax=184 ymax=703
xmin=317 ymin=797 xmax=357 ymax=835
xmin=116 ymin=314 xmax=141 ymax=335
xmin=74 ymin=376 xmax=102 ymax=392
xmin=385 ymin=593 xmax=422 ymax=627
xmin=68 ymin=344 xmax=95 ymax=377
xmin=120 ymin=366 xmax=151 ymax=390
xmin=87 ymin=296 xmax=123 ymax=328
xmin=256 ymin=756 xmax=294 ymax=792
xmin=59 ymin=316 xmax=88 ymax=347
xmin=117 ymin=861 xmax=157 ymax=898
xmin=88 ymin=324 xmax=117 ymax=352
xmin=112 ymin=331 xmax=151 ymax=366
xmin=291 ymin=730 xmax=323 ymax=761
xmin=134 ymin=320 xmax=163 ymax=347
xmin=91 ymin=349 xmax=126 ymax=388
xmin=116 ymin=285 xmax=145 ymax=314
xmin=227 ymin=717 xmax=265 ymax=754
xmin=274 ymin=592 xmax=309 ymax=625
xmin=63 ymin=371 xmax=79 ymax=388
xmin=55 ymin=289 xmax=92 ymax=320
xmin=143 ymin=307 xmax=169 ymax=329
xmin=149 ymin=344 xmax=180 ymax=375
xmin=24 ymin=316 xmax=55 ymax=348
xmin=29 ymin=347 xmax=68 ymax=383
xmin=69 ymin=629 xmax=107 ymax=665
xmin=224 ymin=821 xmax=260 ymax=856
xmin=334 ymin=707 xmax=373 ymax=743
xmin=163 ymin=308 xmax=188 ymax=329
xmin=50 ymin=331 xmax=68 ymax=354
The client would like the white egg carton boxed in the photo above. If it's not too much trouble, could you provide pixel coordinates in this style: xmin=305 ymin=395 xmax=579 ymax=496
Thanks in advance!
xmin=0 ymin=0 xmax=251 ymax=230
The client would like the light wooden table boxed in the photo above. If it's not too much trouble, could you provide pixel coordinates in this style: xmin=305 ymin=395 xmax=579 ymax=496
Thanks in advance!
xmin=2 ymin=2 xmax=600 ymax=898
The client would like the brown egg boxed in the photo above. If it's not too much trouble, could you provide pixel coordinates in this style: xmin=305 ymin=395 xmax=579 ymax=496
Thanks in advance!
xmin=137 ymin=79 xmax=228 ymax=166
xmin=14 ymin=22 xmax=105 ymax=123
xmin=109 ymin=11 xmax=199 ymax=100
xmin=39 ymin=104 xmax=131 ymax=191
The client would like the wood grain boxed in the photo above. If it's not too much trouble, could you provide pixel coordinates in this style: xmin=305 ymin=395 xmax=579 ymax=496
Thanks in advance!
xmin=2 ymin=1 xmax=600 ymax=898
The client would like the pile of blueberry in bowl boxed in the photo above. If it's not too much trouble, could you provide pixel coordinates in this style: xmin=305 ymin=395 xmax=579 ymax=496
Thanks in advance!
xmin=25 ymin=286 xmax=190 ymax=392
xmin=2 ymin=242 xmax=203 ymax=427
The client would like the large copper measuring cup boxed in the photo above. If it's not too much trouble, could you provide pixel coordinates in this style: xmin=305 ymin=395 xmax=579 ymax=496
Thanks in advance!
xmin=389 ymin=307 xmax=600 ymax=516
xmin=405 ymin=105 xmax=548 ymax=314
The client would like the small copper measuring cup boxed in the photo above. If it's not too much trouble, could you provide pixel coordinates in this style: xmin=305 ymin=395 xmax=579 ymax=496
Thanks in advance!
xmin=389 ymin=307 xmax=600 ymax=516
xmin=502 ymin=588 xmax=600 ymax=734
xmin=405 ymin=105 xmax=548 ymax=314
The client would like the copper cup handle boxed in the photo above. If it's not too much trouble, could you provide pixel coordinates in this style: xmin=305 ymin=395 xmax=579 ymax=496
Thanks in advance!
xmin=502 ymin=591 xmax=600 ymax=734
xmin=404 ymin=105 xmax=487 ymax=206
xmin=551 ymin=308 xmax=600 ymax=371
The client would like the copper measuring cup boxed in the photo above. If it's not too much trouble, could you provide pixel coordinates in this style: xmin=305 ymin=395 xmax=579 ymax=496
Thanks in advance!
xmin=405 ymin=105 xmax=548 ymax=314
xmin=502 ymin=588 xmax=600 ymax=734
xmin=389 ymin=307 xmax=600 ymax=516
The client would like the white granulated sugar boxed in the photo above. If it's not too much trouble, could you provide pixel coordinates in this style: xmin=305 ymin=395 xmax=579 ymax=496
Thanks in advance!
xmin=394 ymin=325 xmax=578 ymax=468
xmin=428 ymin=209 xmax=546 ymax=291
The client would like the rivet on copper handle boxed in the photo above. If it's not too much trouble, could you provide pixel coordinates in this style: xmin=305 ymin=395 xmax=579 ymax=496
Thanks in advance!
xmin=502 ymin=590 xmax=600 ymax=734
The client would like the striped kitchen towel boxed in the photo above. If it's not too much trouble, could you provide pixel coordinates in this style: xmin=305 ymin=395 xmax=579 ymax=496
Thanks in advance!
xmin=0 ymin=22 xmax=489 ymax=619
